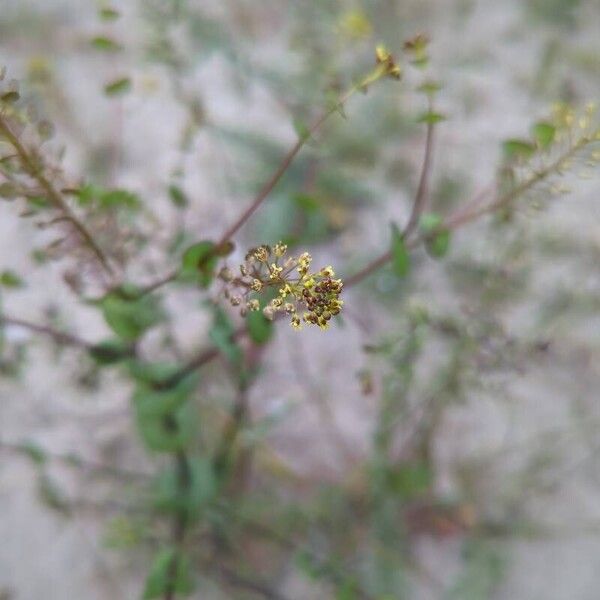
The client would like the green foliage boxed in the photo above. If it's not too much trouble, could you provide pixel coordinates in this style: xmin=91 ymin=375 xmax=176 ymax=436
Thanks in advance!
xmin=143 ymin=548 xmax=194 ymax=599
xmin=209 ymin=306 xmax=242 ymax=368
xmin=448 ymin=540 xmax=506 ymax=600
xmin=135 ymin=402 xmax=195 ymax=453
xmin=104 ymin=76 xmax=131 ymax=96
xmin=74 ymin=185 xmax=140 ymax=211
xmin=0 ymin=269 xmax=24 ymax=288
xmin=419 ymin=212 xmax=451 ymax=258
xmin=100 ymin=285 xmax=163 ymax=341
xmin=246 ymin=310 xmax=273 ymax=344
xmin=37 ymin=473 xmax=71 ymax=516
xmin=88 ymin=339 xmax=133 ymax=365
xmin=132 ymin=370 xmax=198 ymax=418
xmin=1 ymin=7 xmax=599 ymax=600
xmin=168 ymin=184 xmax=189 ymax=209
xmin=416 ymin=110 xmax=446 ymax=124
xmin=153 ymin=457 xmax=216 ymax=518
xmin=90 ymin=36 xmax=122 ymax=52
xmin=180 ymin=241 xmax=217 ymax=288
xmin=531 ymin=121 xmax=556 ymax=149
xmin=390 ymin=223 xmax=410 ymax=277
xmin=388 ymin=462 xmax=432 ymax=499
xmin=99 ymin=7 xmax=120 ymax=21
xmin=20 ymin=441 xmax=47 ymax=465
xmin=502 ymin=139 xmax=536 ymax=161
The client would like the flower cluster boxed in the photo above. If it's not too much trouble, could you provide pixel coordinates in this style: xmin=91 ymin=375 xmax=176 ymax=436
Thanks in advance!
xmin=218 ymin=243 xmax=344 ymax=331
xmin=374 ymin=44 xmax=402 ymax=80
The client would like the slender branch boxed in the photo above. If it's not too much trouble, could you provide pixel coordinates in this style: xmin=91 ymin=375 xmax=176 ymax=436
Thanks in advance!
xmin=0 ymin=439 xmax=151 ymax=480
xmin=135 ymin=65 xmax=394 ymax=296
xmin=402 ymin=100 xmax=436 ymax=239
xmin=212 ymin=383 xmax=249 ymax=478
xmin=346 ymin=137 xmax=591 ymax=287
xmin=137 ymin=268 xmax=179 ymax=297
xmin=215 ymin=85 xmax=360 ymax=248
xmin=164 ymin=324 xmax=247 ymax=388
xmin=0 ymin=314 xmax=92 ymax=348
xmin=0 ymin=113 xmax=114 ymax=277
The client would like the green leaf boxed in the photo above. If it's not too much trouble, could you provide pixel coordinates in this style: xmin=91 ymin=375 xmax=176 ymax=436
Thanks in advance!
xmin=99 ymin=189 xmax=139 ymax=209
xmin=133 ymin=373 xmax=198 ymax=419
xmin=20 ymin=441 xmax=47 ymax=465
xmin=389 ymin=462 xmax=432 ymax=499
xmin=531 ymin=121 xmax=556 ymax=149
xmin=419 ymin=212 xmax=451 ymax=259
xmin=100 ymin=285 xmax=163 ymax=341
xmin=153 ymin=457 xmax=216 ymax=517
xmin=127 ymin=361 xmax=180 ymax=385
xmin=0 ymin=270 xmax=24 ymax=288
xmin=72 ymin=185 xmax=139 ymax=211
xmin=180 ymin=241 xmax=217 ymax=288
xmin=168 ymin=184 xmax=189 ymax=208
xmin=416 ymin=111 xmax=446 ymax=124
xmin=90 ymin=36 xmax=122 ymax=52
xmin=99 ymin=7 xmax=120 ymax=21
xmin=104 ymin=76 xmax=131 ymax=96
xmin=143 ymin=548 xmax=194 ymax=599
xmin=417 ymin=80 xmax=443 ymax=96
xmin=209 ymin=307 xmax=242 ymax=367
xmin=1 ymin=90 xmax=20 ymax=104
xmin=89 ymin=339 xmax=133 ymax=365
xmin=136 ymin=402 xmax=195 ymax=453
xmin=246 ymin=310 xmax=273 ymax=345
xmin=37 ymin=473 xmax=71 ymax=515
xmin=390 ymin=223 xmax=410 ymax=278
xmin=293 ymin=117 xmax=311 ymax=142
xmin=502 ymin=139 xmax=536 ymax=161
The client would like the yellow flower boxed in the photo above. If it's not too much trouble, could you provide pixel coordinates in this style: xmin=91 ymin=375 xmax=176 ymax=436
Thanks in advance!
xmin=274 ymin=241 xmax=288 ymax=257
xmin=269 ymin=263 xmax=283 ymax=279
xmin=246 ymin=299 xmax=260 ymax=311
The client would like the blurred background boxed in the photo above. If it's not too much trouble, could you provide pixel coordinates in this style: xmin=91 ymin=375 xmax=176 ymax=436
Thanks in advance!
xmin=2 ymin=0 xmax=600 ymax=598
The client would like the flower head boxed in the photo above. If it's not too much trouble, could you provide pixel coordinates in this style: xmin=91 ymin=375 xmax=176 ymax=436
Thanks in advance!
xmin=222 ymin=241 xmax=344 ymax=331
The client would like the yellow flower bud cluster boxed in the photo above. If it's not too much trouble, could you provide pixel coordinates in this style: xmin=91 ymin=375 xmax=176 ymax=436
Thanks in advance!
xmin=219 ymin=242 xmax=344 ymax=331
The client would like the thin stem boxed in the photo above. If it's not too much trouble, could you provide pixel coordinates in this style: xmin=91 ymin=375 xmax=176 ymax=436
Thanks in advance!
xmin=0 ymin=314 xmax=92 ymax=348
xmin=0 ymin=113 xmax=114 ymax=277
xmin=212 ymin=383 xmax=249 ymax=478
xmin=164 ymin=324 xmax=247 ymax=388
xmin=346 ymin=138 xmax=591 ymax=287
xmin=0 ymin=439 xmax=151 ymax=480
xmin=135 ymin=66 xmax=391 ymax=296
xmin=216 ymin=84 xmax=362 ymax=248
xmin=402 ymin=99 xmax=436 ymax=239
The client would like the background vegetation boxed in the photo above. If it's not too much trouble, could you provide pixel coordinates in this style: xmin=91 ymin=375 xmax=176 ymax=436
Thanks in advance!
xmin=1 ymin=1 xmax=600 ymax=599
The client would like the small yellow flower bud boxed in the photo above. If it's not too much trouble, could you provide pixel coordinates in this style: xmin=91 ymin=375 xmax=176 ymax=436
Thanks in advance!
xmin=247 ymin=299 xmax=260 ymax=311
xmin=269 ymin=264 xmax=283 ymax=279
xmin=274 ymin=242 xmax=288 ymax=257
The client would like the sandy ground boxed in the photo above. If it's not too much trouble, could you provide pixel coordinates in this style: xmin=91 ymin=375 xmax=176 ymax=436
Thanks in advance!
xmin=2 ymin=0 xmax=600 ymax=598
